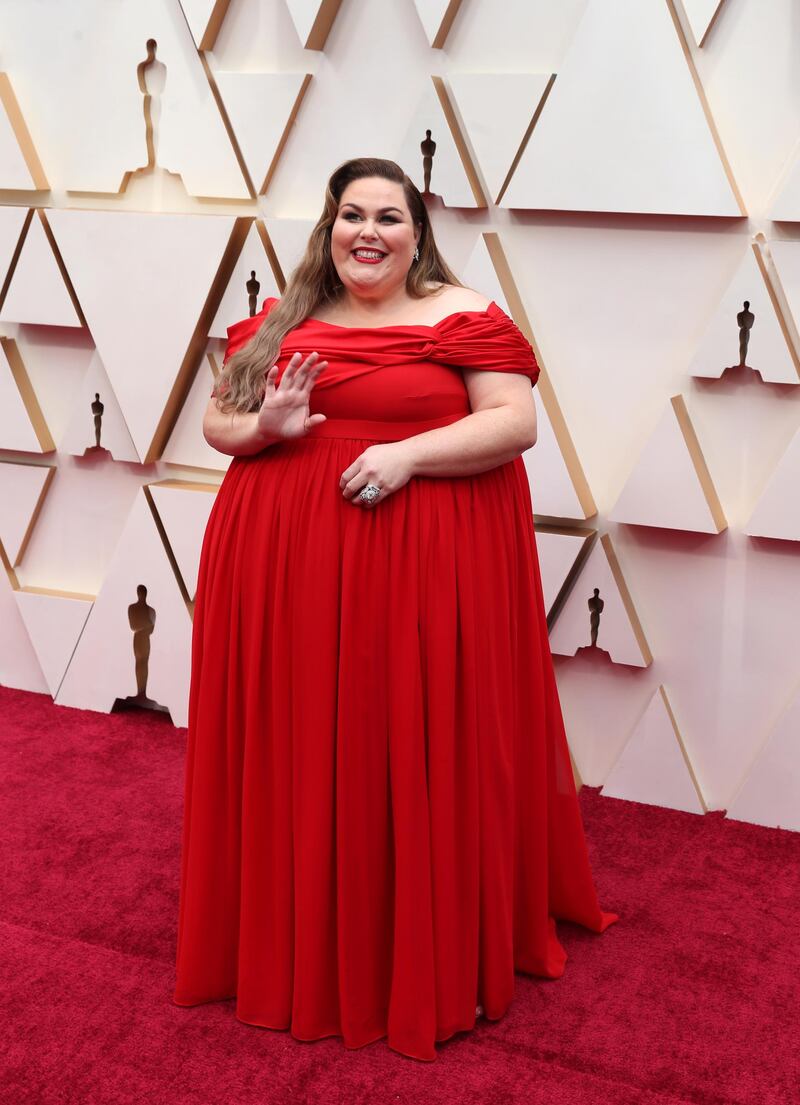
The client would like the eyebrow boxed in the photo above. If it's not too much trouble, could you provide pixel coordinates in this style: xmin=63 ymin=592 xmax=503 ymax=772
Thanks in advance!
xmin=340 ymin=203 xmax=404 ymax=215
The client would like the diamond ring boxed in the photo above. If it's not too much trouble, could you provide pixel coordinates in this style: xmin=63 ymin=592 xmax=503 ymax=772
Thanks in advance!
xmin=358 ymin=484 xmax=381 ymax=504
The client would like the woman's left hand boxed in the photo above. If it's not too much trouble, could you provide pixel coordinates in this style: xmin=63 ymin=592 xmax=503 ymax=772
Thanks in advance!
xmin=340 ymin=443 xmax=416 ymax=507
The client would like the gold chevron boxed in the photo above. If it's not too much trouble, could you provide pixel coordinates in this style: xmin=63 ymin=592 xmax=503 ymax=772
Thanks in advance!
xmin=601 ymin=533 xmax=653 ymax=666
xmin=431 ymin=76 xmax=487 ymax=208
xmin=0 ymin=338 xmax=56 ymax=453
xmin=147 ymin=216 xmax=253 ymax=464
xmin=482 ymin=232 xmax=597 ymax=518
xmin=0 ymin=73 xmax=48 ymax=190
xmin=666 ymin=0 xmax=746 ymax=214
xmin=670 ymin=394 xmax=727 ymax=532
xmin=0 ymin=459 xmax=55 ymax=570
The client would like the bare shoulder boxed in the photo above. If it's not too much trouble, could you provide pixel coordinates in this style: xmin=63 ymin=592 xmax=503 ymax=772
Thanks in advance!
xmin=426 ymin=283 xmax=492 ymax=313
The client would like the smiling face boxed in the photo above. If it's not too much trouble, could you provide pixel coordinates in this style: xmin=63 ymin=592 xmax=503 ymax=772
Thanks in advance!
xmin=329 ymin=176 xmax=421 ymax=302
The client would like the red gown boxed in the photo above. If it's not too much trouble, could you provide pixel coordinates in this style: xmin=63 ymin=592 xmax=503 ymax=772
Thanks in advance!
xmin=173 ymin=296 xmax=618 ymax=1061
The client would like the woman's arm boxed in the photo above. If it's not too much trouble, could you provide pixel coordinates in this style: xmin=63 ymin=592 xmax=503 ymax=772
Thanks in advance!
xmin=404 ymin=370 xmax=537 ymax=477
xmin=202 ymin=397 xmax=279 ymax=456
xmin=203 ymin=351 xmax=328 ymax=456
xmin=339 ymin=371 xmax=537 ymax=503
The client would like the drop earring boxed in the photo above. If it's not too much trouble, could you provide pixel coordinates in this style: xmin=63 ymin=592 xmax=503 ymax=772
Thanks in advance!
xmin=414 ymin=247 xmax=420 ymax=262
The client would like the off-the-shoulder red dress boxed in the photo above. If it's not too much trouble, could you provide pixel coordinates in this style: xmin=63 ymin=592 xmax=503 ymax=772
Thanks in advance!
xmin=173 ymin=296 xmax=618 ymax=1061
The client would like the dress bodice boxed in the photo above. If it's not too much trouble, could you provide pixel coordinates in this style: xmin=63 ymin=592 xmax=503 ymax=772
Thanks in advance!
xmin=214 ymin=296 xmax=540 ymax=434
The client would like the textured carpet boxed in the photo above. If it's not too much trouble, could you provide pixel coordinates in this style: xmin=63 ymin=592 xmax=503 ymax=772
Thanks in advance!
xmin=1 ymin=683 xmax=797 ymax=1105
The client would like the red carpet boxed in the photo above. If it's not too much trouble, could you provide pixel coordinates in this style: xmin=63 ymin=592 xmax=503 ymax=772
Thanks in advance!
xmin=1 ymin=683 xmax=797 ymax=1104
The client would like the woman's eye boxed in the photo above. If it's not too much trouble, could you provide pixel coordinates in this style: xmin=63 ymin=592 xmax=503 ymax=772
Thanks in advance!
xmin=341 ymin=213 xmax=398 ymax=223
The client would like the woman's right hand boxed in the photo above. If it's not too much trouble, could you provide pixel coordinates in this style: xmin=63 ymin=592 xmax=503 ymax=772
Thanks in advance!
xmin=256 ymin=351 xmax=328 ymax=441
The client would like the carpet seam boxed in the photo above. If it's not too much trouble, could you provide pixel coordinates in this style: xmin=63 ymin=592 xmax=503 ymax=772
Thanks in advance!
xmin=485 ymin=1037 xmax=736 ymax=1105
xmin=0 ymin=918 xmax=175 ymax=969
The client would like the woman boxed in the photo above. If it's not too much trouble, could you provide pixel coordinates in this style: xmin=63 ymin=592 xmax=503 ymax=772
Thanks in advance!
xmin=173 ymin=157 xmax=618 ymax=1062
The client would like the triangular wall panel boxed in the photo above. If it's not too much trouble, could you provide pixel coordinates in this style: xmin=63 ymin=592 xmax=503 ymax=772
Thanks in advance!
xmin=548 ymin=533 xmax=652 ymax=666
xmin=522 ymin=400 xmax=594 ymax=521
xmin=0 ymin=565 xmax=49 ymax=693
xmin=123 ymin=0 xmax=249 ymax=199
xmin=769 ymin=139 xmax=800 ymax=221
xmin=746 ymin=426 xmax=800 ymax=541
xmin=726 ymin=684 xmax=800 ymax=830
xmin=55 ymin=490 xmax=192 ymax=728
xmin=213 ymin=72 xmax=311 ymax=195
xmin=411 ymin=0 xmax=463 ymax=48
xmin=285 ymin=0 xmax=343 ymax=50
xmin=681 ymin=0 xmax=728 ymax=48
xmin=15 ymin=0 xmax=248 ymax=198
xmin=210 ymin=221 xmax=281 ymax=339
xmin=178 ymin=0 xmax=232 ymax=51
xmin=688 ymin=242 xmax=799 ymax=383
xmin=502 ymin=0 xmax=742 ymax=215
xmin=162 ymin=352 xmax=232 ymax=472
xmin=58 ymin=352 xmax=139 ymax=463
xmin=601 ymin=685 xmax=706 ymax=814
xmin=0 ymin=206 xmax=30 ymax=299
xmin=535 ymin=526 xmax=595 ymax=623
xmin=0 ymin=460 xmax=54 ymax=565
xmin=47 ymin=209 xmax=239 ymax=464
xmin=0 ymin=73 xmax=48 ymax=189
xmin=0 ymin=338 xmax=55 ymax=453
xmin=461 ymin=232 xmax=595 ymax=518
xmin=264 ymin=218 xmax=315 ymax=285
xmin=769 ymin=240 xmax=800 ymax=363
xmin=395 ymin=77 xmax=486 ymax=208
xmin=448 ymin=74 xmax=552 ymax=204
xmin=609 ymin=395 xmax=727 ymax=533
xmin=149 ymin=479 xmax=217 ymax=603
xmin=14 ymin=589 xmax=93 ymax=698
xmin=0 ymin=210 xmax=82 ymax=328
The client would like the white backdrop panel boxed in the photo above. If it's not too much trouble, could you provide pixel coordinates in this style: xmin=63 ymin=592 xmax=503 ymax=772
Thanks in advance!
xmin=502 ymin=0 xmax=740 ymax=215
xmin=55 ymin=490 xmax=192 ymax=727
xmin=47 ymin=209 xmax=236 ymax=463
xmin=0 ymin=0 xmax=248 ymax=197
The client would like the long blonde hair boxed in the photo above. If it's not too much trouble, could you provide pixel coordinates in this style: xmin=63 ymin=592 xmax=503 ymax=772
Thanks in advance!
xmin=214 ymin=157 xmax=462 ymax=414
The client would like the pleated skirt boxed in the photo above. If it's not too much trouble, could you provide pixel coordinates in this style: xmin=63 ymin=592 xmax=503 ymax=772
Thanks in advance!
xmin=173 ymin=434 xmax=617 ymax=1061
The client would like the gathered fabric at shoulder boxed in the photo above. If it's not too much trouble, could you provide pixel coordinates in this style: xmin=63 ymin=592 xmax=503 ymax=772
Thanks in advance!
xmin=211 ymin=297 xmax=280 ymax=398
xmin=432 ymin=301 xmax=540 ymax=384
xmin=223 ymin=296 xmax=280 ymax=365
